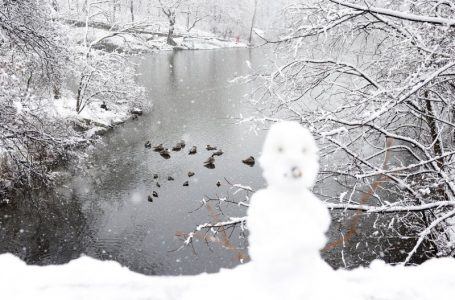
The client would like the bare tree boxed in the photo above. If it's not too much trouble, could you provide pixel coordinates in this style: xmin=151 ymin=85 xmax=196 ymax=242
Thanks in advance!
xmin=0 ymin=0 xmax=80 ymax=191
xmin=74 ymin=0 xmax=144 ymax=113
xmin=182 ymin=3 xmax=209 ymax=33
xmin=157 ymin=0 xmax=185 ymax=46
xmin=250 ymin=0 xmax=455 ymax=263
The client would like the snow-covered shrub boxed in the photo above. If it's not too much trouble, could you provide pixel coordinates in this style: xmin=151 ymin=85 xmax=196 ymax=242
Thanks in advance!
xmin=72 ymin=46 xmax=144 ymax=113
xmin=0 ymin=1 xmax=81 ymax=192
xmin=0 ymin=68 xmax=78 ymax=189
xmin=0 ymin=0 xmax=68 ymax=96
xmin=66 ymin=1 xmax=145 ymax=114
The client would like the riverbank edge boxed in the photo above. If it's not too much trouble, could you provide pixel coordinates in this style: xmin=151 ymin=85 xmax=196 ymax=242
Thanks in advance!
xmin=0 ymin=21 xmax=249 ymax=205
xmin=64 ymin=20 xmax=249 ymax=54
xmin=0 ymin=95 xmax=145 ymax=206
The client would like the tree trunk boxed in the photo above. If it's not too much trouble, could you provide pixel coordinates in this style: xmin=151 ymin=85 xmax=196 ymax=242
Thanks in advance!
xmin=167 ymin=12 xmax=177 ymax=46
xmin=185 ymin=11 xmax=190 ymax=30
xmin=51 ymin=0 xmax=59 ymax=11
xmin=248 ymin=0 xmax=259 ymax=45
xmin=130 ymin=0 xmax=134 ymax=23
xmin=76 ymin=74 xmax=85 ymax=113
xmin=112 ymin=0 xmax=116 ymax=23
xmin=425 ymin=91 xmax=443 ymax=169
xmin=53 ymin=83 xmax=61 ymax=100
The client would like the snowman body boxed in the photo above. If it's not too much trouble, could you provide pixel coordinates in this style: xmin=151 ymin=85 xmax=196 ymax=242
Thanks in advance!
xmin=246 ymin=121 xmax=333 ymax=298
xmin=248 ymin=187 xmax=331 ymax=269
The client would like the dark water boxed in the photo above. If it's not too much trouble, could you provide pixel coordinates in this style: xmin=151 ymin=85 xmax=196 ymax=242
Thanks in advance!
xmin=0 ymin=48 xmax=269 ymax=275
xmin=0 ymin=48 xmax=427 ymax=275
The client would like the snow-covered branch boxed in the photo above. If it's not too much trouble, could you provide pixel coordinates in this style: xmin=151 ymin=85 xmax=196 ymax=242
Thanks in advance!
xmin=330 ymin=0 xmax=455 ymax=26
xmin=250 ymin=0 xmax=455 ymax=260
xmin=327 ymin=201 xmax=455 ymax=213
xmin=404 ymin=208 xmax=455 ymax=264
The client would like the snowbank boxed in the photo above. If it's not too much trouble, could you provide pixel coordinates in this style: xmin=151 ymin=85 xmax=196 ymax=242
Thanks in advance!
xmin=66 ymin=23 xmax=248 ymax=53
xmin=51 ymin=93 xmax=141 ymax=138
xmin=2 ymin=121 xmax=454 ymax=300
xmin=0 ymin=252 xmax=454 ymax=300
xmin=177 ymin=37 xmax=247 ymax=50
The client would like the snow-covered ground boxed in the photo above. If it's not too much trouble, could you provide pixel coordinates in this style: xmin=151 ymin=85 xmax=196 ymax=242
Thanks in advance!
xmin=68 ymin=23 xmax=248 ymax=53
xmin=1 ymin=121 xmax=454 ymax=300
xmin=51 ymin=93 xmax=141 ymax=138
xmin=48 ymin=21 xmax=247 ymax=140
xmin=176 ymin=36 xmax=247 ymax=50
xmin=1 ymin=253 xmax=454 ymax=300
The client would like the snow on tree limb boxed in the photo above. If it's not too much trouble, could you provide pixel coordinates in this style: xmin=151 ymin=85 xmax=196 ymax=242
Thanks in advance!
xmin=330 ymin=0 xmax=455 ymax=26
xmin=404 ymin=209 xmax=455 ymax=264
xmin=327 ymin=201 xmax=455 ymax=213
xmin=249 ymin=0 xmax=455 ymax=259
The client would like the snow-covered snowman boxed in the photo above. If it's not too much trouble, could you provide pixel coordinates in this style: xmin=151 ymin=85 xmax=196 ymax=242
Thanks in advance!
xmin=247 ymin=121 xmax=333 ymax=298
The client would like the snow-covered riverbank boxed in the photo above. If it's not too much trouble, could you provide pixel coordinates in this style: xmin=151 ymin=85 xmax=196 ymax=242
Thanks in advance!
xmin=67 ymin=21 xmax=248 ymax=53
xmin=51 ymin=92 xmax=143 ymax=139
xmin=1 ymin=16 xmax=247 ymax=200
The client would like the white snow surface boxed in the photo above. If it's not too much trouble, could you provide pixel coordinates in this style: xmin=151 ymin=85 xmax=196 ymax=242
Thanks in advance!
xmin=69 ymin=24 xmax=247 ymax=52
xmin=1 ymin=121 xmax=455 ymax=299
xmin=51 ymin=93 xmax=133 ymax=133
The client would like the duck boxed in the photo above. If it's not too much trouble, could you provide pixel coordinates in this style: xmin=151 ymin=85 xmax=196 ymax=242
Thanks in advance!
xmin=144 ymin=141 xmax=152 ymax=149
xmin=153 ymin=174 xmax=158 ymax=179
xmin=188 ymin=171 xmax=195 ymax=177
xmin=153 ymin=144 xmax=165 ymax=152
xmin=212 ymin=149 xmax=224 ymax=157
xmin=156 ymin=182 xmax=161 ymax=188
xmin=204 ymin=156 xmax=215 ymax=165
xmin=206 ymin=145 xmax=217 ymax=151
xmin=188 ymin=146 xmax=197 ymax=155
xmin=100 ymin=101 xmax=108 ymax=111
xmin=172 ymin=144 xmax=182 ymax=151
xmin=216 ymin=181 xmax=221 ymax=187
xmin=168 ymin=176 xmax=174 ymax=181
xmin=242 ymin=156 xmax=255 ymax=167
xmin=159 ymin=149 xmax=171 ymax=159
xmin=183 ymin=181 xmax=189 ymax=187
xmin=204 ymin=156 xmax=216 ymax=169
xmin=152 ymin=191 xmax=158 ymax=197
xmin=147 ymin=195 xmax=153 ymax=202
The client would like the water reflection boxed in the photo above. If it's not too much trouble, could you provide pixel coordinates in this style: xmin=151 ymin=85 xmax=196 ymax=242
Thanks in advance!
xmin=0 ymin=190 xmax=86 ymax=266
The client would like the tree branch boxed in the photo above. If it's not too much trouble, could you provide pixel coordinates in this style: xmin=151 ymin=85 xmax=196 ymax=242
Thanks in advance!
xmin=330 ymin=0 xmax=455 ymax=26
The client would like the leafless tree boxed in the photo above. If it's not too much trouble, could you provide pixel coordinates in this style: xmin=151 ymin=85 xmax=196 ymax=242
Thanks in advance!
xmin=0 ymin=0 xmax=82 ymax=192
xmin=250 ymin=0 xmax=455 ymax=263
xmin=74 ymin=0 xmax=145 ymax=113
xmin=157 ymin=0 xmax=186 ymax=45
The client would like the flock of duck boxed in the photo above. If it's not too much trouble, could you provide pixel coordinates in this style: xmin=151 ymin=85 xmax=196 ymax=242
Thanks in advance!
xmin=144 ymin=139 xmax=255 ymax=202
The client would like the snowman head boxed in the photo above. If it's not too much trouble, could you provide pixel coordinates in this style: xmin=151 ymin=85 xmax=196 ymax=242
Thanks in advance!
xmin=260 ymin=121 xmax=319 ymax=190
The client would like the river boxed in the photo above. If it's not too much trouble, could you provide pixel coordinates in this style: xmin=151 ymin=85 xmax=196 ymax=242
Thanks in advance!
xmin=0 ymin=48 xmax=426 ymax=276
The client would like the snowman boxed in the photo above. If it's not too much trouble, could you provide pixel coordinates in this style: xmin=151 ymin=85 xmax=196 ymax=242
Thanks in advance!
xmin=247 ymin=121 xmax=333 ymax=298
